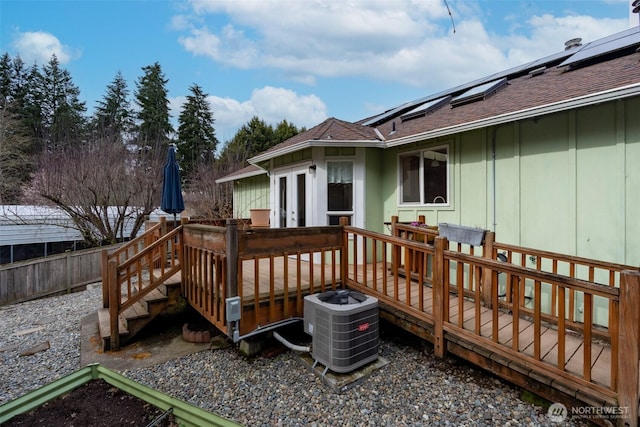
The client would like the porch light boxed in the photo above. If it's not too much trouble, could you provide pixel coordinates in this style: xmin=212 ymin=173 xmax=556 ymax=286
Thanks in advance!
xmin=309 ymin=164 xmax=316 ymax=173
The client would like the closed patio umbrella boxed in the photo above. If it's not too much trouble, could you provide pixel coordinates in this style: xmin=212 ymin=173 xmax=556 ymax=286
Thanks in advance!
xmin=161 ymin=144 xmax=184 ymax=225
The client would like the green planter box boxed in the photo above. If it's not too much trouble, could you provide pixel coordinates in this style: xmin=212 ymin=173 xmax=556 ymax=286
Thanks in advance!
xmin=0 ymin=363 xmax=240 ymax=427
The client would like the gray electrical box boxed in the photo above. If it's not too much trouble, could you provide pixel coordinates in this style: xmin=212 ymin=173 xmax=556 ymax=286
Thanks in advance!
xmin=225 ymin=296 xmax=241 ymax=322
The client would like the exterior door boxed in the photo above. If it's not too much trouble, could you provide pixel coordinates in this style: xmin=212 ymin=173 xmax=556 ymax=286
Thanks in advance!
xmin=273 ymin=165 xmax=309 ymax=228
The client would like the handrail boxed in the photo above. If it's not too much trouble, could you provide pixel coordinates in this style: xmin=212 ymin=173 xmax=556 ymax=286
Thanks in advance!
xmin=108 ymin=220 xmax=164 ymax=262
xmin=118 ymin=227 xmax=181 ymax=271
xmin=493 ymin=241 xmax=637 ymax=273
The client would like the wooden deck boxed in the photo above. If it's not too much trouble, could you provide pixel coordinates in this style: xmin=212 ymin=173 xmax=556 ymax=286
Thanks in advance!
xmin=102 ymin=218 xmax=640 ymax=425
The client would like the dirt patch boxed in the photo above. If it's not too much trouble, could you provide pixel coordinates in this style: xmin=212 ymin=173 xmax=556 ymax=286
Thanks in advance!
xmin=5 ymin=379 xmax=177 ymax=426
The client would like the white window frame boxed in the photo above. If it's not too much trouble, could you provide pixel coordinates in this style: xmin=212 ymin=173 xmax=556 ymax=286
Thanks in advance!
xmin=398 ymin=144 xmax=450 ymax=206
xmin=326 ymin=160 xmax=355 ymax=225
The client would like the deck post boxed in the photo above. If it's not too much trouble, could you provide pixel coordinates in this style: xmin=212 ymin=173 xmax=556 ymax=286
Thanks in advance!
xmin=108 ymin=259 xmax=120 ymax=351
xmin=225 ymin=219 xmax=238 ymax=298
xmin=340 ymin=217 xmax=349 ymax=288
xmin=433 ymin=236 xmax=448 ymax=358
xmin=617 ymin=269 xmax=640 ymax=427
xmin=160 ymin=216 xmax=167 ymax=235
xmin=101 ymin=249 xmax=109 ymax=308
xmin=482 ymin=231 xmax=495 ymax=308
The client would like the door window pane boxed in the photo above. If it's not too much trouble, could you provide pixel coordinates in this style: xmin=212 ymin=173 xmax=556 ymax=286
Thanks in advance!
xmin=279 ymin=176 xmax=287 ymax=227
xmin=296 ymin=173 xmax=306 ymax=227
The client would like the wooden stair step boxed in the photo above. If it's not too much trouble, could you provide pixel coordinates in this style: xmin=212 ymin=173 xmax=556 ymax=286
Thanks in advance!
xmin=122 ymin=301 xmax=149 ymax=320
xmin=152 ymin=269 xmax=182 ymax=286
xmin=98 ymin=308 xmax=129 ymax=338
xmin=145 ymin=288 xmax=169 ymax=303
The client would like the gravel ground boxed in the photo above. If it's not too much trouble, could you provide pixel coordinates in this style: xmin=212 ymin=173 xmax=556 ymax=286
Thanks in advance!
xmin=0 ymin=284 xmax=589 ymax=426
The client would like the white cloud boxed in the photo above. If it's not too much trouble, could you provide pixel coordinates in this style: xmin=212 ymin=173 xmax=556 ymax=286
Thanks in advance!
xmin=171 ymin=86 xmax=327 ymax=143
xmin=11 ymin=31 xmax=77 ymax=65
xmin=177 ymin=0 xmax=630 ymax=92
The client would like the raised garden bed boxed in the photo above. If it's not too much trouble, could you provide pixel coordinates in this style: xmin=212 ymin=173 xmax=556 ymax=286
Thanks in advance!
xmin=0 ymin=364 xmax=239 ymax=427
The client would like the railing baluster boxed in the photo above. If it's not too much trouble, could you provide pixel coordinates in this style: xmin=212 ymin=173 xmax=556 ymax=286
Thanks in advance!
xmin=558 ymin=285 xmax=566 ymax=370
xmin=254 ymin=257 xmax=260 ymax=316
xmin=372 ymin=240 xmax=378 ymax=293
xmin=269 ymin=255 xmax=275 ymax=322
xmin=283 ymin=253 xmax=289 ymax=317
xmin=457 ymin=261 xmax=464 ymax=327
xmin=320 ymin=249 xmax=326 ymax=293
xmin=474 ymin=265 xmax=481 ymax=334
xmin=512 ymin=275 xmax=520 ymax=350
xmin=534 ymin=279 xmax=541 ymax=360
xmin=583 ymin=293 xmax=592 ymax=382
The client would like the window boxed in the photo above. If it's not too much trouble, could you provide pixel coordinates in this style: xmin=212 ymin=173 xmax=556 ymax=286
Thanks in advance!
xmin=327 ymin=161 xmax=353 ymax=224
xmin=399 ymin=146 xmax=449 ymax=205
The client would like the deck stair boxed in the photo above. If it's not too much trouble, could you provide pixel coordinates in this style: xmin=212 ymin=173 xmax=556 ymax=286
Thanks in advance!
xmin=99 ymin=218 xmax=184 ymax=351
xmin=98 ymin=273 xmax=182 ymax=351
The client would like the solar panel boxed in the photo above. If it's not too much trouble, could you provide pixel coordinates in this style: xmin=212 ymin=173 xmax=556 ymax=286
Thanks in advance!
xmin=451 ymin=78 xmax=507 ymax=107
xmin=400 ymin=96 xmax=451 ymax=121
xmin=558 ymin=26 xmax=640 ymax=68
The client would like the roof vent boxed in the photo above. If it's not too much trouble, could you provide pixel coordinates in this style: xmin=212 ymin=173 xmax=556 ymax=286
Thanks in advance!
xmin=564 ymin=38 xmax=582 ymax=50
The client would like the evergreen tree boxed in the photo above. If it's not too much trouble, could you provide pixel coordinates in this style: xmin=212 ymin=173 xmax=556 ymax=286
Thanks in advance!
xmin=0 ymin=53 xmax=12 ymax=106
xmin=0 ymin=105 xmax=33 ymax=203
xmin=0 ymin=54 xmax=40 ymax=201
xmin=176 ymin=84 xmax=218 ymax=179
xmin=92 ymin=71 xmax=133 ymax=144
xmin=274 ymin=119 xmax=303 ymax=144
xmin=38 ymin=55 xmax=86 ymax=150
xmin=134 ymin=62 xmax=173 ymax=150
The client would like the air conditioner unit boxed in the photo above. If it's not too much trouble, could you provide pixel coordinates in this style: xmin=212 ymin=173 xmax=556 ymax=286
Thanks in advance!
xmin=303 ymin=289 xmax=379 ymax=373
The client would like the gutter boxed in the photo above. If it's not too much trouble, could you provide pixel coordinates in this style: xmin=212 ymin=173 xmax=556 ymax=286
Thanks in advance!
xmin=0 ymin=363 xmax=240 ymax=427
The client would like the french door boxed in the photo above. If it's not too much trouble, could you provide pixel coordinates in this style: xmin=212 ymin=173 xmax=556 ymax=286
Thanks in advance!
xmin=273 ymin=165 xmax=310 ymax=228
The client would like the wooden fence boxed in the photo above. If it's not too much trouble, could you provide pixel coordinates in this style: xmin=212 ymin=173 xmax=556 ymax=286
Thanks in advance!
xmin=0 ymin=246 xmax=110 ymax=306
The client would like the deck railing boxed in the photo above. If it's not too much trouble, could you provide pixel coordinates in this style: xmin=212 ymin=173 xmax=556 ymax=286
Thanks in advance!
xmin=342 ymin=224 xmax=640 ymax=423
xmin=233 ymin=224 xmax=344 ymax=338
xmin=180 ymin=220 xmax=345 ymax=339
xmin=102 ymin=217 xmax=183 ymax=350
xmin=181 ymin=222 xmax=229 ymax=333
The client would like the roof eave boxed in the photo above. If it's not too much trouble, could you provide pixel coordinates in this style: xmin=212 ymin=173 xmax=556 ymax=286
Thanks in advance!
xmin=215 ymin=167 xmax=268 ymax=184
xmin=249 ymin=139 xmax=386 ymax=164
xmin=386 ymin=83 xmax=640 ymax=148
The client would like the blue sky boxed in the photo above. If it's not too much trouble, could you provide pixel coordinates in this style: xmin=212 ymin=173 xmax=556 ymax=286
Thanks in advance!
xmin=1 ymin=0 xmax=636 ymax=143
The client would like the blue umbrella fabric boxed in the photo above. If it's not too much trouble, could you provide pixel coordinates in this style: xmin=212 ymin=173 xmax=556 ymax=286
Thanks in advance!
xmin=161 ymin=145 xmax=184 ymax=222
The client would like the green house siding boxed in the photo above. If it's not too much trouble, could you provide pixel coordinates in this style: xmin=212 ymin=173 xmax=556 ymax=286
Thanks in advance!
xmin=626 ymin=96 xmax=640 ymax=265
xmin=381 ymin=98 xmax=639 ymax=267
xmin=364 ymin=149 xmax=384 ymax=234
xmin=233 ymin=174 xmax=270 ymax=219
